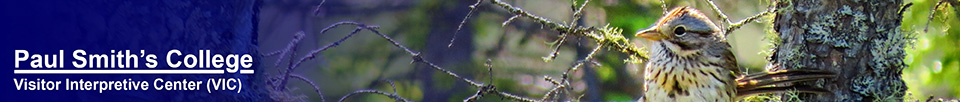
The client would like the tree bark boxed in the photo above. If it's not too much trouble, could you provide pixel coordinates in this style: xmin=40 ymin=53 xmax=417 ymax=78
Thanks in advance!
xmin=770 ymin=0 xmax=908 ymax=101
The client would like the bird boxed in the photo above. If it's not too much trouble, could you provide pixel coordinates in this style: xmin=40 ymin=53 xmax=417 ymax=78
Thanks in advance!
xmin=634 ymin=6 xmax=835 ymax=102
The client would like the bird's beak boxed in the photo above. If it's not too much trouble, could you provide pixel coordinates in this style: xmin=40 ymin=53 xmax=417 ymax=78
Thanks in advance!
xmin=635 ymin=28 xmax=663 ymax=40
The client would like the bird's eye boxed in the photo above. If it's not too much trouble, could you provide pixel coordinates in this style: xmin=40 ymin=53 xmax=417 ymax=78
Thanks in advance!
xmin=674 ymin=26 xmax=686 ymax=36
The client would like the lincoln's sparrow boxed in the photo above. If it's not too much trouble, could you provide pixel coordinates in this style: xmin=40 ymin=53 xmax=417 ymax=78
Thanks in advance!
xmin=635 ymin=7 xmax=834 ymax=102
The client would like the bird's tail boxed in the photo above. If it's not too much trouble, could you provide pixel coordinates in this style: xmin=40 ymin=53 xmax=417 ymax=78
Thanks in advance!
xmin=735 ymin=69 xmax=835 ymax=97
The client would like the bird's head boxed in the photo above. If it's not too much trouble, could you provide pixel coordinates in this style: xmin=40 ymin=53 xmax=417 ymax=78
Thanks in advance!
xmin=636 ymin=7 xmax=722 ymax=54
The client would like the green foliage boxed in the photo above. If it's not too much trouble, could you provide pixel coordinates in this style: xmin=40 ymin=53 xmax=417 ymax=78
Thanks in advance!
xmin=602 ymin=1 xmax=661 ymax=39
xmin=902 ymin=0 xmax=960 ymax=100
xmin=602 ymin=92 xmax=634 ymax=101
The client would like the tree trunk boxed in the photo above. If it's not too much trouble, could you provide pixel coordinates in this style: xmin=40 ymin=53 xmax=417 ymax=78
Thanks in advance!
xmin=770 ymin=0 xmax=908 ymax=101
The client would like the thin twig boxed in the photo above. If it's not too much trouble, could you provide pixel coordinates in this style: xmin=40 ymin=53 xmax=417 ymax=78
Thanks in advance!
xmin=312 ymin=0 xmax=327 ymax=16
xmin=286 ymin=21 xmax=365 ymax=71
xmin=543 ymin=35 xmax=567 ymax=62
xmin=485 ymin=58 xmax=494 ymax=84
xmin=540 ymin=85 xmax=566 ymax=101
xmin=502 ymin=15 xmax=520 ymax=27
xmin=279 ymin=0 xmax=658 ymax=101
xmin=723 ymin=0 xmax=779 ymax=36
xmin=543 ymin=0 xmax=589 ymax=62
xmin=272 ymin=21 xmax=367 ymax=92
xmin=898 ymin=3 xmax=913 ymax=17
xmin=449 ymin=0 xmax=485 ymax=48
xmin=570 ymin=0 xmax=590 ymax=27
xmin=464 ymin=85 xmax=497 ymax=102
xmin=290 ymin=27 xmax=363 ymax=71
xmin=293 ymin=0 xmax=660 ymax=101
xmin=362 ymin=24 xmax=539 ymax=102
xmin=495 ymin=91 xmax=538 ymax=102
xmin=543 ymin=43 xmax=604 ymax=101
xmin=486 ymin=2 xmax=651 ymax=100
xmin=290 ymin=74 xmax=326 ymax=102
xmin=267 ymin=21 xmax=528 ymax=102
xmin=705 ymin=0 xmax=732 ymax=29
xmin=261 ymin=32 xmax=300 ymax=57
xmin=562 ymin=43 xmax=604 ymax=82
xmin=925 ymin=0 xmax=947 ymax=33
xmin=337 ymin=89 xmax=412 ymax=102
xmin=661 ymin=0 xmax=668 ymax=15
xmin=490 ymin=0 xmax=647 ymax=60
xmin=465 ymin=59 xmax=499 ymax=102
xmin=276 ymin=23 xmax=366 ymax=91
xmin=543 ymin=76 xmax=562 ymax=85
xmin=360 ymin=25 xmax=489 ymax=86
xmin=491 ymin=0 xmax=574 ymax=33
xmin=265 ymin=31 xmax=304 ymax=73
xmin=378 ymin=79 xmax=399 ymax=94
xmin=948 ymin=0 xmax=960 ymax=19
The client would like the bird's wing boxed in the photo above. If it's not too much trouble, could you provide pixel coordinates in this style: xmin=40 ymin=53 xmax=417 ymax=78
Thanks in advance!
xmin=735 ymin=69 xmax=835 ymax=97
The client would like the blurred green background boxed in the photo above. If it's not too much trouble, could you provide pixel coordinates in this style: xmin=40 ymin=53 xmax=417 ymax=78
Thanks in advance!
xmin=258 ymin=0 xmax=959 ymax=101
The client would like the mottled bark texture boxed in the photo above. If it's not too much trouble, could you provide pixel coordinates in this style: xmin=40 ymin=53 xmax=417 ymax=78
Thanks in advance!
xmin=770 ymin=0 xmax=908 ymax=101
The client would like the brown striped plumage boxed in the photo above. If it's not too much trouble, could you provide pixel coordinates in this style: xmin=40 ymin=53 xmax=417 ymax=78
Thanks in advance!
xmin=635 ymin=7 xmax=834 ymax=102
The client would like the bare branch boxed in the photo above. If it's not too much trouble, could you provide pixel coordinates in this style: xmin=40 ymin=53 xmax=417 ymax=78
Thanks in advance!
xmin=267 ymin=21 xmax=365 ymax=77
xmin=543 ymin=76 xmax=562 ymax=85
xmin=362 ymin=23 xmax=539 ymax=102
xmin=260 ymin=31 xmax=301 ymax=57
xmin=275 ymin=22 xmax=366 ymax=91
xmin=566 ymin=44 xmax=604 ymax=78
xmin=312 ymin=0 xmax=327 ymax=16
xmin=705 ymin=0 xmax=732 ymax=29
xmin=267 ymin=21 xmax=509 ymax=102
xmin=275 ymin=0 xmax=658 ymax=101
xmin=291 ymin=26 xmax=363 ymax=71
xmin=290 ymin=74 xmax=325 ymax=102
xmin=925 ymin=0 xmax=947 ymax=33
xmin=541 ymin=43 xmax=604 ymax=101
xmin=723 ymin=0 xmax=779 ymax=36
xmin=540 ymin=84 xmax=566 ymax=101
xmin=485 ymin=58 xmax=494 ymax=84
xmin=464 ymin=85 xmax=496 ymax=102
xmin=491 ymin=0 xmax=574 ymax=33
xmin=543 ymin=35 xmax=567 ymax=62
xmin=661 ymin=0 xmax=668 ymax=15
xmin=898 ymin=3 xmax=913 ymax=17
xmin=494 ymin=91 xmax=539 ymax=102
xmin=448 ymin=0 xmax=485 ymax=48
xmin=502 ymin=15 xmax=520 ymax=27
xmin=563 ymin=43 xmax=603 ymax=85
xmin=543 ymin=0 xmax=590 ymax=62
xmin=378 ymin=79 xmax=399 ymax=94
xmin=264 ymin=31 xmax=304 ymax=72
xmin=570 ymin=0 xmax=590 ymax=27
xmin=489 ymin=0 xmax=647 ymax=60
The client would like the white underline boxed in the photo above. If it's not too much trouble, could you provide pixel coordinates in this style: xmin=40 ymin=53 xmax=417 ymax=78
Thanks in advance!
xmin=239 ymin=70 xmax=254 ymax=74
xmin=13 ymin=69 xmax=255 ymax=74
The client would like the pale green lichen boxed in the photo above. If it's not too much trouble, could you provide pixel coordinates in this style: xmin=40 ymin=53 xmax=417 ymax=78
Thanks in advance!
xmin=774 ymin=1 xmax=909 ymax=101
xmin=835 ymin=40 xmax=852 ymax=48
xmin=805 ymin=22 xmax=832 ymax=43
xmin=761 ymin=13 xmax=780 ymax=58
xmin=779 ymin=40 xmax=808 ymax=69
xmin=802 ymin=5 xmax=878 ymax=49
xmin=840 ymin=6 xmax=855 ymax=15
xmin=852 ymin=21 xmax=908 ymax=101
xmin=587 ymin=24 xmax=648 ymax=64
xmin=852 ymin=12 xmax=869 ymax=33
